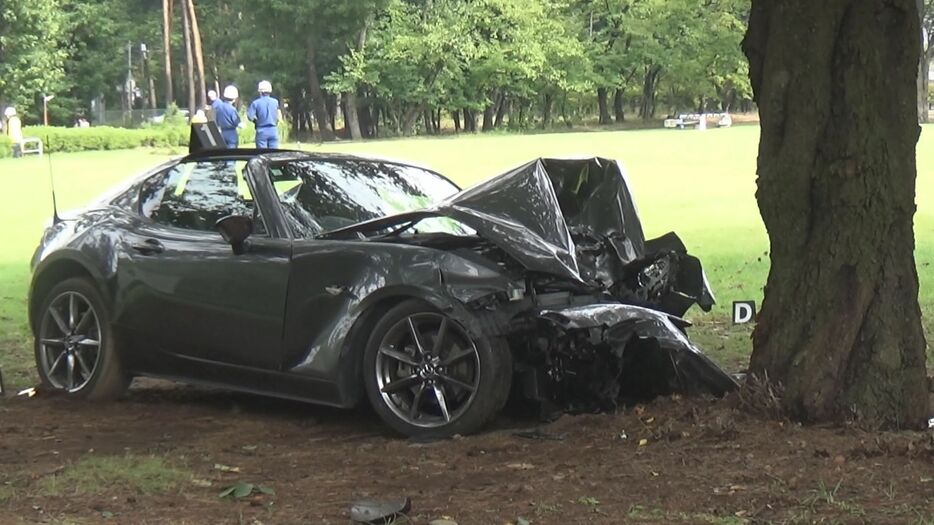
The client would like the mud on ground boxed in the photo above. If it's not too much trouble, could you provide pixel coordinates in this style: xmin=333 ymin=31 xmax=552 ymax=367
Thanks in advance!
xmin=1 ymin=380 xmax=932 ymax=524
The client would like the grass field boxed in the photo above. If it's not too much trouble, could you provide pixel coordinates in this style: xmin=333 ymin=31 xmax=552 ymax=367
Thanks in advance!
xmin=1 ymin=125 xmax=932 ymax=388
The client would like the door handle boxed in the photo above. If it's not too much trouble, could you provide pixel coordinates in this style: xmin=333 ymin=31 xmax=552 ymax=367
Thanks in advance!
xmin=131 ymin=239 xmax=165 ymax=255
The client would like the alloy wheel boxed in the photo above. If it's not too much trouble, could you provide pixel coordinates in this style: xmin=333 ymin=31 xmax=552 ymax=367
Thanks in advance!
xmin=37 ymin=291 xmax=103 ymax=392
xmin=375 ymin=313 xmax=481 ymax=428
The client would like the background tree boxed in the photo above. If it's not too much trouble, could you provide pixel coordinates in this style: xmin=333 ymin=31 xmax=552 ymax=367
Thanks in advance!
xmin=743 ymin=0 xmax=929 ymax=428
xmin=0 ymin=1 xmax=67 ymax=118
xmin=162 ymin=0 xmax=174 ymax=107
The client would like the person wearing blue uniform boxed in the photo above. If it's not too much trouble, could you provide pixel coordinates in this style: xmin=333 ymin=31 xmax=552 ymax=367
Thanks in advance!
xmin=215 ymin=85 xmax=241 ymax=149
xmin=247 ymin=80 xmax=280 ymax=149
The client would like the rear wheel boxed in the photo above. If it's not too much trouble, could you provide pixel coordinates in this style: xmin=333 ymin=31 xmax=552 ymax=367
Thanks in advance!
xmin=363 ymin=300 xmax=512 ymax=438
xmin=34 ymin=277 xmax=129 ymax=400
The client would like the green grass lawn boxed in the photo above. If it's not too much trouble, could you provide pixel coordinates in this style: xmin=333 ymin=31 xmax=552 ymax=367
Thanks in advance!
xmin=0 ymin=125 xmax=931 ymax=388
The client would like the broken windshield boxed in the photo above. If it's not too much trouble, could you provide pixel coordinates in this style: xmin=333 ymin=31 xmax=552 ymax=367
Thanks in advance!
xmin=270 ymin=160 xmax=468 ymax=238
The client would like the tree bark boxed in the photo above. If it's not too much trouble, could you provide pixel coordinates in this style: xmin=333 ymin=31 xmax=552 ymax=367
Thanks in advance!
xmin=463 ymin=108 xmax=477 ymax=132
xmin=542 ymin=93 xmax=553 ymax=128
xmin=597 ymin=87 xmax=611 ymax=124
xmin=343 ymin=19 xmax=371 ymax=140
xmin=481 ymin=105 xmax=495 ymax=131
xmin=639 ymin=66 xmax=660 ymax=120
xmin=743 ymin=0 xmax=929 ymax=428
xmin=162 ymin=0 xmax=174 ymax=108
xmin=306 ymin=40 xmax=335 ymax=141
xmin=185 ymin=0 xmax=207 ymax=110
xmin=614 ymin=88 xmax=625 ymax=123
xmin=179 ymin=0 xmax=196 ymax=117
xmin=494 ymin=93 xmax=507 ymax=129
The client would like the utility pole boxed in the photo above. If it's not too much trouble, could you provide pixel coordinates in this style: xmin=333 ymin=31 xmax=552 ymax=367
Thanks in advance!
xmin=42 ymin=94 xmax=54 ymax=126
xmin=141 ymin=43 xmax=158 ymax=110
xmin=126 ymin=42 xmax=135 ymax=115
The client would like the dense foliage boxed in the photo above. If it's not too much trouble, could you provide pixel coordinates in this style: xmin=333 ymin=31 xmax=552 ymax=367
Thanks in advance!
xmin=0 ymin=0 xmax=751 ymax=139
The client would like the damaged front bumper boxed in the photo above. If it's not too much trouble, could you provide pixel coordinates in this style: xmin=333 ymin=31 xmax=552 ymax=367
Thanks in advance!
xmin=515 ymin=303 xmax=738 ymax=411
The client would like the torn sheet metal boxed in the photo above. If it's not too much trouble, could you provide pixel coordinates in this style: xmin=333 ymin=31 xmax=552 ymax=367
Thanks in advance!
xmin=535 ymin=304 xmax=738 ymax=408
xmin=350 ymin=497 xmax=412 ymax=524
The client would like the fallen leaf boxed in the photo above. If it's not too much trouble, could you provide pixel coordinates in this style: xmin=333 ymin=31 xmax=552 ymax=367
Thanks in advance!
xmin=214 ymin=463 xmax=241 ymax=473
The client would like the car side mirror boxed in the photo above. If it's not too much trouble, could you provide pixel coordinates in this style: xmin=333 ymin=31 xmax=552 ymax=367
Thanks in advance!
xmin=216 ymin=215 xmax=253 ymax=254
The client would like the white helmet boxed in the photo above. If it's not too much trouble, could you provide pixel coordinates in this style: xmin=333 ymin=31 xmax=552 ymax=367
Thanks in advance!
xmin=207 ymin=89 xmax=218 ymax=101
xmin=4 ymin=107 xmax=16 ymax=118
xmin=258 ymin=80 xmax=272 ymax=94
xmin=222 ymin=85 xmax=239 ymax=101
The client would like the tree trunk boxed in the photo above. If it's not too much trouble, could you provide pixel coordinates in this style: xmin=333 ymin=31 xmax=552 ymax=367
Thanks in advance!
xmin=464 ymin=108 xmax=476 ymax=132
xmin=542 ymin=93 xmax=553 ymax=128
xmin=482 ymin=104 xmax=495 ymax=132
xmin=742 ymin=0 xmax=929 ymax=428
xmin=162 ymin=0 xmax=174 ymax=107
xmin=359 ymin=94 xmax=375 ymax=138
xmin=344 ymin=92 xmax=362 ymax=139
xmin=494 ymin=94 xmax=508 ymax=129
xmin=342 ymin=19 xmax=371 ymax=140
xmin=306 ymin=41 xmax=335 ymax=141
xmin=640 ymin=66 xmax=660 ymax=120
xmin=614 ymin=88 xmax=625 ymax=123
xmin=452 ymin=109 xmax=461 ymax=132
xmin=179 ymin=0 xmax=196 ymax=117
xmin=597 ymin=87 xmax=611 ymax=124
xmin=185 ymin=0 xmax=206 ymax=109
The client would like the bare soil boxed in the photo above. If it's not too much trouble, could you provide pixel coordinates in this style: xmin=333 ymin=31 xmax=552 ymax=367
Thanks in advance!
xmin=1 ymin=380 xmax=932 ymax=524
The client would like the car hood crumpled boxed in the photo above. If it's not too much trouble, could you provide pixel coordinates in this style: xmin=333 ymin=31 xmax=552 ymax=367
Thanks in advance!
xmin=439 ymin=157 xmax=644 ymax=284
xmin=323 ymin=157 xmax=714 ymax=313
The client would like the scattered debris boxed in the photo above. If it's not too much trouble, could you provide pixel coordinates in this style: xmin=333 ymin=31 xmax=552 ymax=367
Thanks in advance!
xmin=218 ymin=482 xmax=274 ymax=499
xmin=213 ymin=463 xmax=241 ymax=473
xmin=506 ymin=463 xmax=535 ymax=470
xmin=17 ymin=387 xmax=36 ymax=398
xmin=428 ymin=519 xmax=458 ymax=525
xmin=513 ymin=429 xmax=566 ymax=441
xmin=350 ymin=497 xmax=412 ymax=524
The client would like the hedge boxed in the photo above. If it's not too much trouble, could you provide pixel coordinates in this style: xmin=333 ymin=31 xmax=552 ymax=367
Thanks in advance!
xmin=19 ymin=125 xmax=189 ymax=153
xmin=14 ymin=120 xmax=289 ymax=155
xmin=0 ymin=136 xmax=11 ymax=159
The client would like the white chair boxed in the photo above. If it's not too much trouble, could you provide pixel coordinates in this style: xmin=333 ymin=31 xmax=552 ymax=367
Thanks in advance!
xmin=20 ymin=137 xmax=43 ymax=156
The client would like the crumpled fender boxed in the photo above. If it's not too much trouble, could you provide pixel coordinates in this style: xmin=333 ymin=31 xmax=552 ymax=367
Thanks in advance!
xmin=539 ymin=303 xmax=737 ymax=398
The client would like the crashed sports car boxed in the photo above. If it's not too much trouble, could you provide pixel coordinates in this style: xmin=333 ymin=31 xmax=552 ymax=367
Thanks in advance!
xmin=29 ymin=145 xmax=735 ymax=437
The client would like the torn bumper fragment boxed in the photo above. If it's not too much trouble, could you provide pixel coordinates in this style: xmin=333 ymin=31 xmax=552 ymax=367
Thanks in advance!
xmin=516 ymin=303 xmax=737 ymax=411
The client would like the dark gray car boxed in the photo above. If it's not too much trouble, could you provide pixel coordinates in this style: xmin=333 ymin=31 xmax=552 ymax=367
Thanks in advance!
xmin=29 ymin=150 xmax=735 ymax=438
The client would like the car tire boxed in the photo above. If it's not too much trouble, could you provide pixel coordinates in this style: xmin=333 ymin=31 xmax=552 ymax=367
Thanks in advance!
xmin=34 ymin=277 xmax=129 ymax=401
xmin=363 ymin=300 xmax=512 ymax=438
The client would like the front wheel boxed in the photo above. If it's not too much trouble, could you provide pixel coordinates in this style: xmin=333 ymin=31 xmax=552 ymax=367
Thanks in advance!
xmin=363 ymin=300 xmax=512 ymax=438
xmin=34 ymin=277 xmax=129 ymax=400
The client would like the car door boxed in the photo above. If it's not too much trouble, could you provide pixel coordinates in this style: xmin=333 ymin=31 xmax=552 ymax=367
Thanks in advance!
xmin=115 ymin=158 xmax=290 ymax=370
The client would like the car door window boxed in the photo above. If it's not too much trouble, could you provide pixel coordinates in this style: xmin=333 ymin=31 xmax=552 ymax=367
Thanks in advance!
xmin=139 ymin=160 xmax=267 ymax=234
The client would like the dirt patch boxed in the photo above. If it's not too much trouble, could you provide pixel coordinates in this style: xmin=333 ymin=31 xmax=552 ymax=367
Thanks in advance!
xmin=1 ymin=380 xmax=932 ymax=524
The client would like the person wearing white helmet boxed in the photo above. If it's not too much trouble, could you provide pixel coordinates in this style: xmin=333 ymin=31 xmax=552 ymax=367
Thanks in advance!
xmin=4 ymin=107 xmax=23 ymax=158
xmin=247 ymin=80 xmax=281 ymax=149
xmin=215 ymin=85 xmax=241 ymax=148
